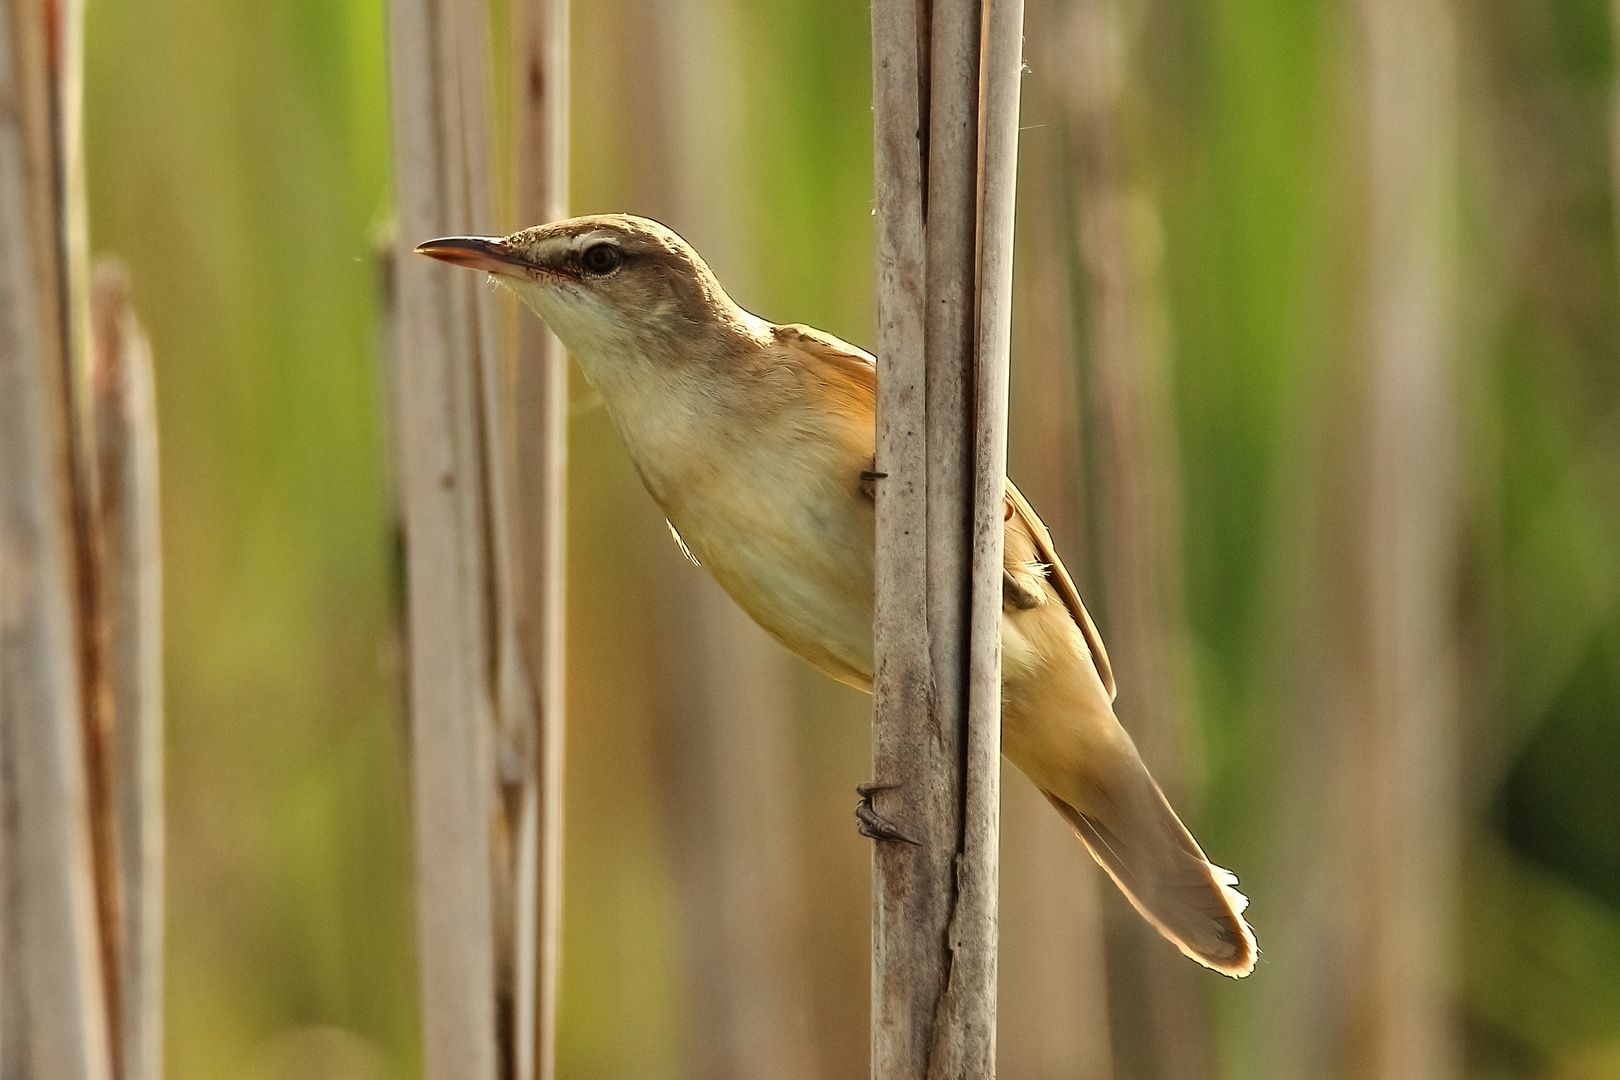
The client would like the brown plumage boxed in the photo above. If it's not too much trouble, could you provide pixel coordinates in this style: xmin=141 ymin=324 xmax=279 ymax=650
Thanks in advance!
xmin=417 ymin=214 xmax=1258 ymax=977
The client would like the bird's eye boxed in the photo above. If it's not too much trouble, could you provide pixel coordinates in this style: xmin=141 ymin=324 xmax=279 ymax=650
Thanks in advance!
xmin=580 ymin=243 xmax=623 ymax=276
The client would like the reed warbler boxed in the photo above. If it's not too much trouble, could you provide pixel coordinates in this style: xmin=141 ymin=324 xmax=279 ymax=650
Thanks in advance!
xmin=418 ymin=214 xmax=1257 ymax=977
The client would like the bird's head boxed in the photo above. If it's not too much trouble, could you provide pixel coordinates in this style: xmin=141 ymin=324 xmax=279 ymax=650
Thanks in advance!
xmin=416 ymin=214 xmax=763 ymax=381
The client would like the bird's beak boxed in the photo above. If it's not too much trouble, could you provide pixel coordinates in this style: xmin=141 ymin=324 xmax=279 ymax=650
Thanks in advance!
xmin=415 ymin=236 xmax=528 ymax=277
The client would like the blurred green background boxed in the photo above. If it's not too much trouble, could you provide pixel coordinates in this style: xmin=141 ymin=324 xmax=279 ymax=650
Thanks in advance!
xmin=80 ymin=0 xmax=1620 ymax=1076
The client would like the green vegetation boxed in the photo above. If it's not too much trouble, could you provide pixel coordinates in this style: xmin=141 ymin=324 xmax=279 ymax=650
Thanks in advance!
xmin=82 ymin=0 xmax=1620 ymax=1075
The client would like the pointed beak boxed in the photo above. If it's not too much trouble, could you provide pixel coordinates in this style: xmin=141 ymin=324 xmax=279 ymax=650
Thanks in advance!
xmin=414 ymin=236 xmax=528 ymax=277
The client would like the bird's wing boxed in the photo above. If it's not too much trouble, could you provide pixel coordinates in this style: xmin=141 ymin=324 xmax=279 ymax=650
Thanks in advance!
xmin=773 ymin=323 xmax=1115 ymax=698
xmin=1005 ymin=481 xmax=1117 ymax=701
xmin=773 ymin=323 xmax=877 ymax=411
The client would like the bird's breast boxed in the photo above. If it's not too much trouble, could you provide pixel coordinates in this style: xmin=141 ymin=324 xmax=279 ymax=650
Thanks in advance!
xmin=631 ymin=407 xmax=878 ymax=689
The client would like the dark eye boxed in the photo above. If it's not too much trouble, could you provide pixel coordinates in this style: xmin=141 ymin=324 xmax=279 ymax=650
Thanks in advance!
xmin=581 ymin=243 xmax=623 ymax=275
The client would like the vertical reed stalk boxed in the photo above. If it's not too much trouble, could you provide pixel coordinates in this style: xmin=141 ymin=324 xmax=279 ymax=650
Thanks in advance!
xmin=88 ymin=263 xmax=163 ymax=1080
xmin=391 ymin=1 xmax=570 ymax=1074
xmin=870 ymin=0 xmax=1024 ymax=1074
xmin=1351 ymin=0 xmax=1460 ymax=1074
xmin=869 ymin=0 xmax=943 ymax=1073
xmin=957 ymin=0 xmax=1023 ymax=1069
xmin=510 ymin=6 xmax=569 ymax=1079
xmin=1260 ymin=0 xmax=1461 ymax=1074
xmin=0 ymin=0 xmax=113 ymax=1076
xmin=387 ymin=0 xmax=505 ymax=1075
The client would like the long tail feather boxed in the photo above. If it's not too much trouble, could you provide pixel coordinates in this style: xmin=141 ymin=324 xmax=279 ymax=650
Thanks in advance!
xmin=1040 ymin=767 xmax=1257 ymax=978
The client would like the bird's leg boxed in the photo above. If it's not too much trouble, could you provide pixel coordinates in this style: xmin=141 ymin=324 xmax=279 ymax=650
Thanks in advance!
xmin=855 ymin=781 xmax=920 ymax=846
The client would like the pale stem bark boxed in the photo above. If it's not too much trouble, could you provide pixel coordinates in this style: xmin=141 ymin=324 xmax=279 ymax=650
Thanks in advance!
xmin=870 ymin=0 xmax=944 ymax=1077
xmin=57 ymin=0 xmax=129 ymax=1069
xmin=387 ymin=0 xmax=507 ymax=1075
xmin=510 ymin=5 xmax=569 ymax=1080
xmin=919 ymin=0 xmax=982 ymax=1072
xmin=950 ymin=0 xmax=1023 ymax=1073
xmin=450 ymin=0 xmax=539 ymax=1070
xmin=871 ymin=0 xmax=1023 ymax=1075
xmin=0 ymin=0 xmax=113 ymax=1075
xmin=922 ymin=0 xmax=979 ymax=757
xmin=88 ymin=263 xmax=163 ymax=1080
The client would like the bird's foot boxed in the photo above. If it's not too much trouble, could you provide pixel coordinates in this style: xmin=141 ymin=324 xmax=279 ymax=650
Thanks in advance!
xmin=856 ymin=781 xmax=920 ymax=846
xmin=859 ymin=457 xmax=887 ymax=501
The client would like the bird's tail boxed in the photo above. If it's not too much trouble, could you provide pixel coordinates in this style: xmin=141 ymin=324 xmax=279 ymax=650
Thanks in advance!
xmin=1037 ymin=745 xmax=1257 ymax=978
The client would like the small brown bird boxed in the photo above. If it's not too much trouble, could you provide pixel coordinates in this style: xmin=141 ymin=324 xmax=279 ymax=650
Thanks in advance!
xmin=418 ymin=214 xmax=1257 ymax=977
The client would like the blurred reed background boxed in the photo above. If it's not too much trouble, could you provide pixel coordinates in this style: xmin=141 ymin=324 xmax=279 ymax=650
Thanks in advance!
xmin=78 ymin=0 xmax=1620 ymax=1076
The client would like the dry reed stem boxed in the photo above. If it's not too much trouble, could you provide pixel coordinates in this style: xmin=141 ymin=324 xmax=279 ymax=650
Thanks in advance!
xmin=510 ymin=5 xmax=569 ymax=1077
xmin=387 ymin=0 xmax=504 ymax=1074
xmin=871 ymin=0 xmax=1025 ymax=1075
xmin=1353 ymin=0 xmax=1461 ymax=1073
xmin=390 ymin=2 xmax=567 ymax=1075
xmin=88 ymin=263 xmax=163 ymax=1080
xmin=0 ymin=0 xmax=114 ymax=1075
xmin=1257 ymin=0 xmax=1462 ymax=1073
xmin=870 ymin=0 xmax=941 ymax=1075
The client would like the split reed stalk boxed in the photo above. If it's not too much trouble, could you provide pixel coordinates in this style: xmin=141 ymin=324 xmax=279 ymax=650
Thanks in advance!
xmin=869 ymin=1 xmax=1025 ymax=1075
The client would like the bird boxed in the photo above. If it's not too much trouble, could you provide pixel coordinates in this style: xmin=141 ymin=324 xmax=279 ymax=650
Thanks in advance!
xmin=417 ymin=213 xmax=1257 ymax=978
